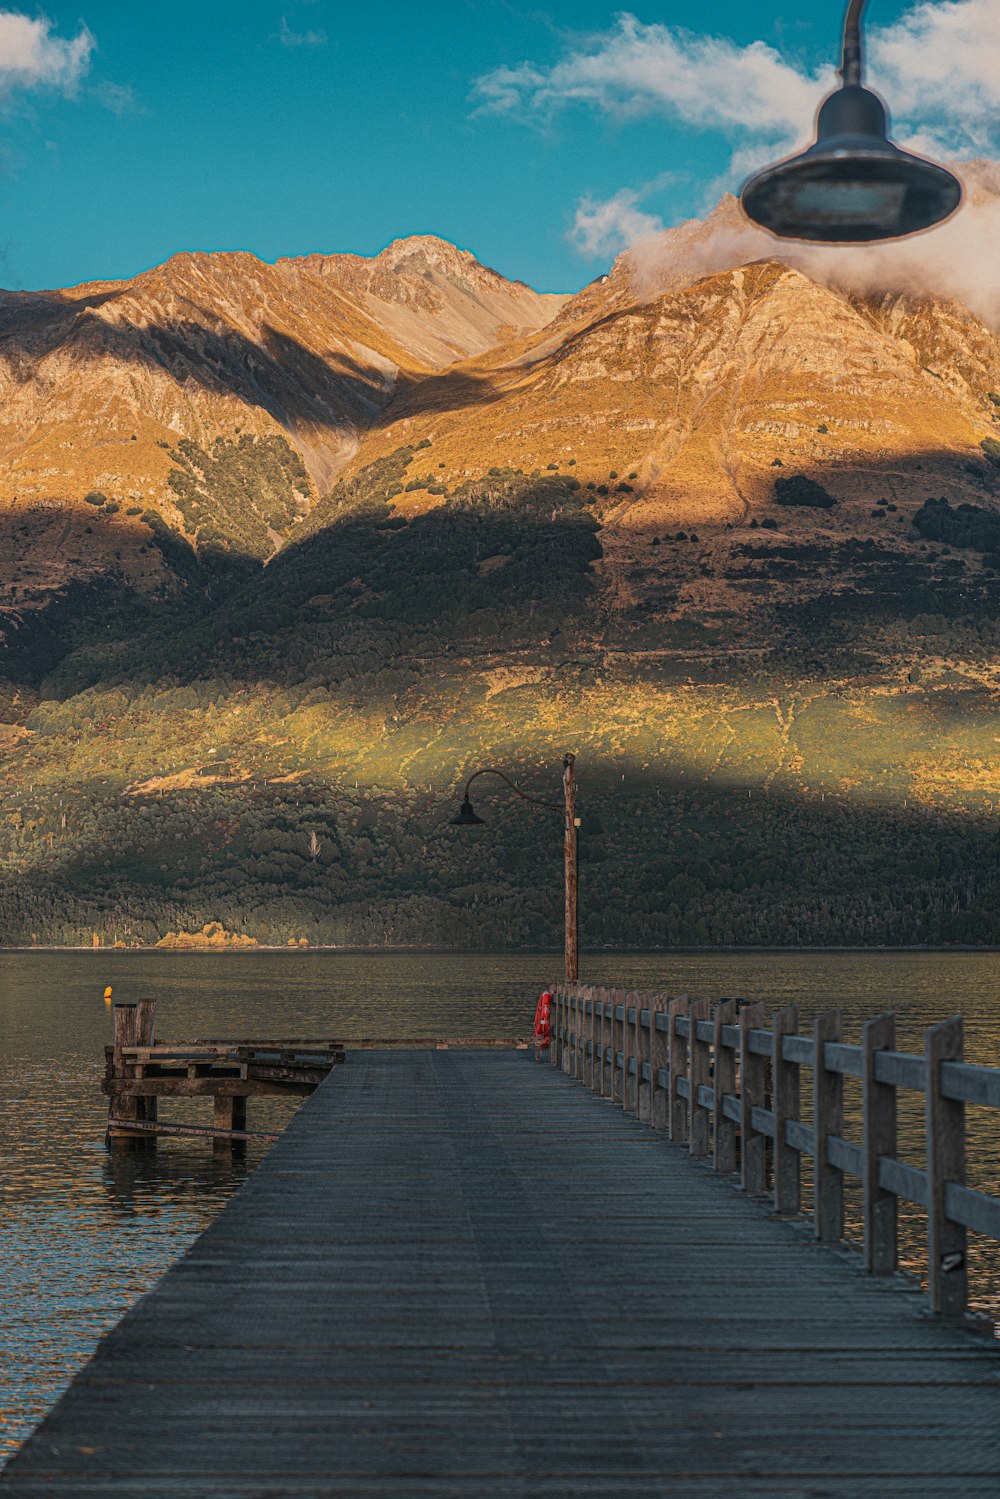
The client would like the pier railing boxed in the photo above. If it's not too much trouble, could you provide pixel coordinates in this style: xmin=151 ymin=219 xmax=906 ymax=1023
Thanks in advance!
xmin=549 ymin=985 xmax=1000 ymax=1319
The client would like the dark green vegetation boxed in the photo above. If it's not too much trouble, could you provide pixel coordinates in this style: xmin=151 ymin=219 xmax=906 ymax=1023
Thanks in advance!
xmin=164 ymin=434 xmax=313 ymax=559
xmin=2 ymin=446 xmax=999 ymax=949
xmin=774 ymin=475 xmax=837 ymax=509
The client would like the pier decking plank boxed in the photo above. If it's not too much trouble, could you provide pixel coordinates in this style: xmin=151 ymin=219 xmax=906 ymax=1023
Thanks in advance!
xmin=3 ymin=1050 xmax=999 ymax=1497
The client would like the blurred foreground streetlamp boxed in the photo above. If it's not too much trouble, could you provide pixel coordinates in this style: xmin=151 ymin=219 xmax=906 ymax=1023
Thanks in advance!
xmin=451 ymin=754 xmax=580 ymax=982
xmin=741 ymin=0 xmax=962 ymax=242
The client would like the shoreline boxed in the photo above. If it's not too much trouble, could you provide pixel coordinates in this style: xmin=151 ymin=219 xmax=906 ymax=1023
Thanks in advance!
xmin=3 ymin=944 xmax=999 ymax=956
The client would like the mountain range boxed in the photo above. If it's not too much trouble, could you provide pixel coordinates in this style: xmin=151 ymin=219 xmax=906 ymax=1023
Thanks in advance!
xmin=1 ymin=191 xmax=999 ymax=950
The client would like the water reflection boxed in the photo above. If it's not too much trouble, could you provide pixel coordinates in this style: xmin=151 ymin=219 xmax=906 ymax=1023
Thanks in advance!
xmin=1 ymin=948 xmax=999 ymax=1465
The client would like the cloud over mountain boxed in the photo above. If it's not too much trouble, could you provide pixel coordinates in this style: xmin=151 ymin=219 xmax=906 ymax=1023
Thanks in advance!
xmin=0 ymin=10 xmax=94 ymax=97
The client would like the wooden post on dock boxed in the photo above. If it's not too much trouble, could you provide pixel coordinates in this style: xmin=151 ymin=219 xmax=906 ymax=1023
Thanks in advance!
xmin=926 ymin=1017 xmax=967 ymax=1316
xmin=135 ymin=998 xmax=158 ymax=1132
xmin=689 ymin=998 xmax=711 ymax=1159
xmin=713 ymin=1000 xmax=739 ymax=1174
xmin=772 ymin=1005 xmax=800 ymax=1215
xmin=668 ymin=997 xmax=689 ymax=1144
xmin=740 ymin=1001 xmax=767 ymax=1195
xmin=585 ymin=988 xmax=596 ymax=1089
xmin=863 ymin=1013 xmax=898 ymax=1274
xmin=813 ymin=1010 xmax=844 ymax=1244
xmin=611 ymin=991 xmax=625 ymax=1105
xmin=637 ymin=995 xmax=652 ymax=1123
xmin=623 ymin=992 xmax=638 ymax=1113
xmin=107 ymin=1003 xmax=139 ymax=1144
xmin=599 ymin=990 xmax=613 ymax=1097
xmin=650 ymin=996 xmax=668 ymax=1132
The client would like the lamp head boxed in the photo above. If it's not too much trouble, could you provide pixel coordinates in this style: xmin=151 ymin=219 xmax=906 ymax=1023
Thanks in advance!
xmin=450 ymin=796 xmax=485 ymax=827
xmin=741 ymin=83 xmax=962 ymax=242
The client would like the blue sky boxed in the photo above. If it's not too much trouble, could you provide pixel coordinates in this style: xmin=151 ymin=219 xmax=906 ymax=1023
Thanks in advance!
xmin=0 ymin=0 xmax=993 ymax=292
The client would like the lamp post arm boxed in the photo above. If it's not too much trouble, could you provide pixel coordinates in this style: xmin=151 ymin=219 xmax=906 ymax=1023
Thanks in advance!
xmin=841 ymin=0 xmax=866 ymax=87
xmin=462 ymin=767 xmax=564 ymax=816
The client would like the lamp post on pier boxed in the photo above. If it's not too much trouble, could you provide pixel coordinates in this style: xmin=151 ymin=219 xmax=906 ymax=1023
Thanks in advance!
xmin=740 ymin=0 xmax=961 ymax=243
xmin=450 ymin=754 xmax=579 ymax=982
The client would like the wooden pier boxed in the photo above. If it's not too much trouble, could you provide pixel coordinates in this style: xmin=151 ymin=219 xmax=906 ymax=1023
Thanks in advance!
xmin=102 ymin=999 xmax=345 ymax=1146
xmin=2 ymin=997 xmax=1000 ymax=1495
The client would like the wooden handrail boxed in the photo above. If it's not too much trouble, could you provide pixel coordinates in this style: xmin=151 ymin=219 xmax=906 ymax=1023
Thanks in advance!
xmin=547 ymin=984 xmax=1000 ymax=1322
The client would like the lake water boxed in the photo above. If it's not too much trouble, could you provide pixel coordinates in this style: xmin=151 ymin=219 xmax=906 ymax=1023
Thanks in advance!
xmin=2 ymin=947 xmax=999 ymax=1464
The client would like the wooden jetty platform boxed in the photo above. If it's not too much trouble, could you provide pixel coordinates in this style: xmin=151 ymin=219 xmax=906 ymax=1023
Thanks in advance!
xmin=3 ymin=995 xmax=1000 ymax=1495
xmin=101 ymin=999 xmax=530 ymax=1148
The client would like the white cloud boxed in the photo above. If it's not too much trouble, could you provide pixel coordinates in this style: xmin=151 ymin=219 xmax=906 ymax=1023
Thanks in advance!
xmin=571 ymin=184 xmax=665 ymax=258
xmin=279 ymin=15 xmax=327 ymax=48
xmin=474 ymin=16 xmax=829 ymax=141
xmin=0 ymin=11 xmax=94 ymax=97
xmin=91 ymin=80 xmax=138 ymax=116
xmin=870 ymin=0 xmax=1000 ymax=150
xmin=474 ymin=1 xmax=1000 ymax=208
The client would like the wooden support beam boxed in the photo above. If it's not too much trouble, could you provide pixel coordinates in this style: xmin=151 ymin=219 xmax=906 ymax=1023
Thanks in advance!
xmin=815 ymin=1013 xmax=845 ymax=1247
xmin=549 ymin=988 xmax=562 ymax=1070
xmin=214 ymin=1095 xmax=236 ymax=1152
xmin=584 ymin=987 xmax=596 ymax=1090
xmin=568 ymin=989 xmax=580 ymax=1080
xmin=689 ymin=998 xmax=711 ymax=1160
xmin=772 ymin=1005 xmax=800 ymax=1216
xmin=103 ymin=1078 xmax=317 ymax=1099
xmin=623 ymin=992 xmax=638 ymax=1114
xmin=739 ymin=1001 xmax=767 ymax=1196
xmin=668 ymin=997 xmax=689 ymax=1145
xmin=926 ymin=1017 xmax=967 ymax=1317
xmin=611 ymin=991 xmax=625 ymax=1105
xmin=713 ymin=999 xmax=739 ymax=1174
xmin=650 ymin=997 xmax=668 ymax=1132
xmin=636 ymin=995 xmax=652 ymax=1124
xmin=813 ymin=1010 xmax=844 ymax=1244
xmin=107 ymin=1117 xmax=277 ymax=1143
xmin=107 ymin=1003 xmax=139 ymax=1144
xmin=596 ymin=989 xmax=609 ymax=1098
xmin=863 ymin=1013 xmax=898 ymax=1275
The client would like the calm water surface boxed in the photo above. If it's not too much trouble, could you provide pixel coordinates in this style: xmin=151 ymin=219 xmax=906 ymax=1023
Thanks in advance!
xmin=2 ymin=947 xmax=999 ymax=1463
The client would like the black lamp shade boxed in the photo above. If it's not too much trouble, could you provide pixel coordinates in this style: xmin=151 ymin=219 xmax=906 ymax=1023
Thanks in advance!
xmin=450 ymin=796 xmax=485 ymax=826
xmin=741 ymin=85 xmax=962 ymax=243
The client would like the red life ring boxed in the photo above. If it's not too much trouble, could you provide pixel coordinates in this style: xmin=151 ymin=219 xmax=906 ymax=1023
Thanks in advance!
xmin=534 ymin=991 xmax=552 ymax=1054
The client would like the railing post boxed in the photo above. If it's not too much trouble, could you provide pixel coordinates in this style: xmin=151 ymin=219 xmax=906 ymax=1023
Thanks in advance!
xmin=740 ymin=1001 xmax=767 ymax=1195
xmin=591 ymin=989 xmax=604 ymax=1095
xmin=637 ymin=995 xmax=652 ymax=1123
xmin=772 ymin=1004 xmax=800 ymax=1215
xmin=713 ymin=999 xmax=739 ymax=1174
xmin=689 ymin=998 xmax=711 ymax=1159
xmin=612 ymin=991 xmax=625 ymax=1104
xmin=862 ymin=1013 xmax=897 ymax=1274
xmin=623 ymin=992 xmax=637 ymax=1113
xmin=813 ymin=1009 xmax=844 ymax=1244
xmin=548 ymin=988 xmax=561 ymax=1069
xmin=602 ymin=989 xmax=614 ymax=1097
xmin=583 ymin=986 xmax=594 ymax=1088
xmin=650 ymin=995 xmax=668 ymax=1131
xmin=566 ymin=987 xmax=578 ymax=1078
xmin=668 ymin=996 xmax=689 ymax=1144
xmin=926 ymin=1017 xmax=967 ymax=1317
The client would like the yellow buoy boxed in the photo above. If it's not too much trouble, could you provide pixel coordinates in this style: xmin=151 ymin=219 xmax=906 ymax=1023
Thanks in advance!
xmin=104 ymin=986 xmax=113 ymax=1005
